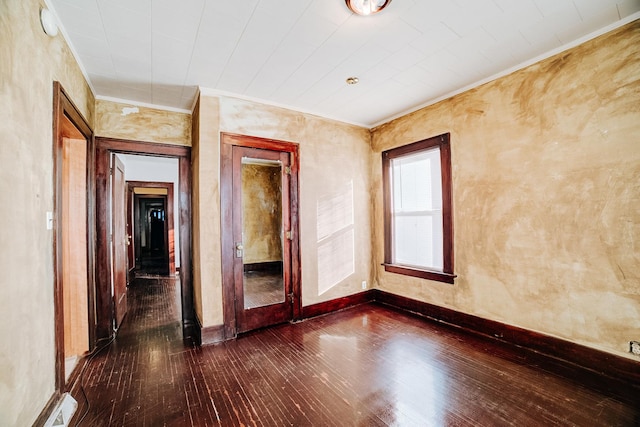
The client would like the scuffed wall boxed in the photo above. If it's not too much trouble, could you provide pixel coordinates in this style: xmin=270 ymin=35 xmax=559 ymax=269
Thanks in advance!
xmin=193 ymin=95 xmax=372 ymax=327
xmin=371 ymin=21 xmax=640 ymax=358
xmin=0 ymin=0 xmax=95 ymax=425
xmin=95 ymin=99 xmax=191 ymax=146
xmin=242 ymin=163 xmax=283 ymax=264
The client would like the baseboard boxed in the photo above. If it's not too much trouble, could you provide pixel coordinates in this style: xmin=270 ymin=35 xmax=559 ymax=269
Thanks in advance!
xmin=192 ymin=315 xmax=226 ymax=346
xmin=300 ymin=290 xmax=375 ymax=319
xmin=373 ymin=289 xmax=640 ymax=396
xmin=201 ymin=325 xmax=226 ymax=346
xmin=184 ymin=317 xmax=201 ymax=346
xmin=243 ymin=261 xmax=282 ymax=273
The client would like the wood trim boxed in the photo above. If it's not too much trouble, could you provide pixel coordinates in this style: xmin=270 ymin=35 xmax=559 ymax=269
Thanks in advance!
xmin=373 ymin=289 xmax=640 ymax=395
xmin=221 ymin=132 xmax=300 ymax=152
xmin=243 ymin=262 xmax=283 ymax=273
xmin=94 ymin=138 xmax=194 ymax=343
xmin=381 ymin=133 xmax=455 ymax=282
xmin=52 ymin=82 xmax=95 ymax=392
xmin=178 ymin=155 xmax=195 ymax=341
xmin=301 ymin=291 xmax=375 ymax=319
xmin=201 ymin=325 xmax=226 ymax=346
xmin=220 ymin=140 xmax=235 ymax=339
xmin=382 ymin=263 xmax=456 ymax=284
xmin=32 ymin=391 xmax=63 ymax=427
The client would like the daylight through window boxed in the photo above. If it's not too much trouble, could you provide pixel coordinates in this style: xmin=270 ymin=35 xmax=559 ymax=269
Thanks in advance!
xmin=382 ymin=133 xmax=455 ymax=284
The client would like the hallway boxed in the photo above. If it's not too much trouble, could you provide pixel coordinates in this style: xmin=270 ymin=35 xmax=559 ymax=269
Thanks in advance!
xmin=72 ymin=277 xmax=638 ymax=426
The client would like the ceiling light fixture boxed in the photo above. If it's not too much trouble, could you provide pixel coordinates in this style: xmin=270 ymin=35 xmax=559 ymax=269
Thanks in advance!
xmin=345 ymin=0 xmax=391 ymax=16
xmin=346 ymin=76 xmax=359 ymax=85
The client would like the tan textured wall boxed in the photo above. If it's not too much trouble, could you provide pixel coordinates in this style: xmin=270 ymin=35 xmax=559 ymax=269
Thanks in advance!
xmin=371 ymin=21 xmax=640 ymax=358
xmin=242 ymin=164 xmax=283 ymax=264
xmin=95 ymin=99 xmax=191 ymax=146
xmin=0 ymin=0 xmax=95 ymax=425
xmin=194 ymin=95 xmax=372 ymax=327
xmin=192 ymin=95 xmax=223 ymax=326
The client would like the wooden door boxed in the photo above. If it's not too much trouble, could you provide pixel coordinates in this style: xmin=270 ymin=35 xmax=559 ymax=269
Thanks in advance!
xmin=232 ymin=146 xmax=293 ymax=333
xmin=111 ymin=154 xmax=127 ymax=328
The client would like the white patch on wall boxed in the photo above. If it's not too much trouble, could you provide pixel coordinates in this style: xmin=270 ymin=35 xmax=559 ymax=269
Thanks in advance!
xmin=316 ymin=181 xmax=355 ymax=295
xmin=121 ymin=106 xmax=139 ymax=116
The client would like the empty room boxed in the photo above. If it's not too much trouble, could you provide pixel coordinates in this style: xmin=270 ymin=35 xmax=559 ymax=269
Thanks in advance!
xmin=1 ymin=0 xmax=639 ymax=426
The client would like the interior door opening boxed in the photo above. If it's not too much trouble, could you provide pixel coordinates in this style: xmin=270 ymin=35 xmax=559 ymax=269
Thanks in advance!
xmin=61 ymin=120 xmax=89 ymax=381
xmin=53 ymin=81 xmax=95 ymax=391
xmin=96 ymin=148 xmax=190 ymax=342
xmin=137 ymin=195 xmax=169 ymax=275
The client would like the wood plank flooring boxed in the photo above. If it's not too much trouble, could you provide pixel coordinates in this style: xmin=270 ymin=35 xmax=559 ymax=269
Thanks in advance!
xmin=72 ymin=277 xmax=639 ymax=426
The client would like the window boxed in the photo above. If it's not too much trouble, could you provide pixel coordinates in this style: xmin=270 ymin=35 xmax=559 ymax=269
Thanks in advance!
xmin=382 ymin=133 xmax=455 ymax=284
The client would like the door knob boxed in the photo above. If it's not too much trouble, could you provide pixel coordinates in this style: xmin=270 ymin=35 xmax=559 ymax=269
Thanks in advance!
xmin=235 ymin=243 xmax=243 ymax=258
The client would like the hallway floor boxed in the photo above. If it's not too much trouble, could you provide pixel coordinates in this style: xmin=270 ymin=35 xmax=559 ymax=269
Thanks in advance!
xmin=72 ymin=277 xmax=638 ymax=426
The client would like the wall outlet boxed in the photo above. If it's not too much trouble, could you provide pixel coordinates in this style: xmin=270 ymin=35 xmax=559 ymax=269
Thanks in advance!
xmin=361 ymin=281 xmax=367 ymax=290
xmin=630 ymin=341 xmax=640 ymax=356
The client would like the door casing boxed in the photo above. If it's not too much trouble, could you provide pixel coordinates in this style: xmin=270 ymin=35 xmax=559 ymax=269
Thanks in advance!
xmin=95 ymin=138 xmax=194 ymax=342
xmin=220 ymin=133 xmax=301 ymax=338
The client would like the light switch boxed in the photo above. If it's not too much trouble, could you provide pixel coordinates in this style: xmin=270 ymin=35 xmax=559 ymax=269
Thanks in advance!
xmin=46 ymin=212 xmax=53 ymax=230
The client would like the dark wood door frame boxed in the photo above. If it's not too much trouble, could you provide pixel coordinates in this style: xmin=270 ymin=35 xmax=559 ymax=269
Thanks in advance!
xmin=127 ymin=181 xmax=176 ymax=276
xmin=52 ymin=82 xmax=95 ymax=392
xmin=220 ymin=133 xmax=301 ymax=339
xmin=95 ymin=137 xmax=194 ymax=342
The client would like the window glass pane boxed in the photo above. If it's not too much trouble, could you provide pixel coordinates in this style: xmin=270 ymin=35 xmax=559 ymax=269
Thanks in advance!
xmin=393 ymin=213 xmax=443 ymax=270
xmin=391 ymin=148 xmax=441 ymax=212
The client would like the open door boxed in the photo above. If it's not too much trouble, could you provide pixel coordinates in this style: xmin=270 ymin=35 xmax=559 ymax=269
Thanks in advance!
xmin=232 ymin=145 xmax=294 ymax=333
xmin=111 ymin=154 xmax=127 ymax=328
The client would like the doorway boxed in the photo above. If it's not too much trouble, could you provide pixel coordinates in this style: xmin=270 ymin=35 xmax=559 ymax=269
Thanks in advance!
xmin=221 ymin=133 xmax=301 ymax=337
xmin=52 ymin=82 xmax=95 ymax=391
xmin=95 ymin=139 xmax=194 ymax=342
xmin=128 ymin=181 xmax=176 ymax=278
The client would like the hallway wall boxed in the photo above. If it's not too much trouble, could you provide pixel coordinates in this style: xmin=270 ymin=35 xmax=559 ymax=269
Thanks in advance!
xmin=95 ymin=99 xmax=191 ymax=146
xmin=0 ymin=0 xmax=95 ymax=425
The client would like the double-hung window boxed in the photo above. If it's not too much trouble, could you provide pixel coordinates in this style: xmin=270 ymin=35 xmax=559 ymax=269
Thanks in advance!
xmin=382 ymin=133 xmax=456 ymax=284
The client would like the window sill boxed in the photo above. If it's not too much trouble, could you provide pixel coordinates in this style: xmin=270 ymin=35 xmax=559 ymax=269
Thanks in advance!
xmin=382 ymin=263 xmax=456 ymax=284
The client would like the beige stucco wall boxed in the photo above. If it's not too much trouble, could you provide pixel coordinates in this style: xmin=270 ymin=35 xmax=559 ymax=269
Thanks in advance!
xmin=95 ymin=99 xmax=191 ymax=146
xmin=371 ymin=21 xmax=640 ymax=359
xmin=193 ymin=94 xmax=372 ymax=327
xmin=192 ymin=95 xmax=223 ymax=326
xmin=0 ymin=0 xmax=95 ymax=425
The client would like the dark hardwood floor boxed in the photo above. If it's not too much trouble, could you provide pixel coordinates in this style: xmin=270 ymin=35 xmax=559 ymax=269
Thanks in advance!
xmin=72 ymin=277 xmax=639 ymax=426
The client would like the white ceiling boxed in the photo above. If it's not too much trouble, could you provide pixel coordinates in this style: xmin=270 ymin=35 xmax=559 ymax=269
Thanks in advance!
xmin=48 ymin=0 xmax=640 ymax=128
